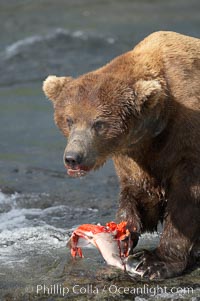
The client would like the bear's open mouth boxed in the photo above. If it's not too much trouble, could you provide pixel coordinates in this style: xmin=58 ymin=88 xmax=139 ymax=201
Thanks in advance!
xmin=65 ymin=165 xmax=91 ymax=178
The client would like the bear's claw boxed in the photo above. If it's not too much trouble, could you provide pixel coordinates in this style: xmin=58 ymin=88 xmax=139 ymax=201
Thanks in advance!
xmin=133 ymin=249 xmax=172 ymax=279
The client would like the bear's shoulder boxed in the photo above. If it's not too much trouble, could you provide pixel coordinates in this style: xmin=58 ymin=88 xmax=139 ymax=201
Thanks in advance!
xmin=132 ymin=31 xmax=200 ymax=60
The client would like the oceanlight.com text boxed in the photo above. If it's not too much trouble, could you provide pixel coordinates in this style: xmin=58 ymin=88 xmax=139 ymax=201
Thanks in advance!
xmin=34 ymin=283 xmax=194 ymax=297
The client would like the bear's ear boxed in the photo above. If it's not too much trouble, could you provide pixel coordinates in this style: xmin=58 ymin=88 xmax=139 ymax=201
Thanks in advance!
xmin=43 ymin=75 xmax=73 ymax=103
xmin=133 ymin=79 xmax=164 ymax=114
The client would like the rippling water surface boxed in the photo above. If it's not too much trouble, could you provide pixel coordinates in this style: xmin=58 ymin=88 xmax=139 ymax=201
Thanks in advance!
xmin=0 ymin=0 xmax=200 ymax=300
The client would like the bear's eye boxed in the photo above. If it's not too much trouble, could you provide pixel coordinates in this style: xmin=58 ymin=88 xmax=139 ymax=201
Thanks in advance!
xmin=66 ymin=116 xmax=74 ymax=129
xmin=92 ymin=120 xmax=106 ymax=133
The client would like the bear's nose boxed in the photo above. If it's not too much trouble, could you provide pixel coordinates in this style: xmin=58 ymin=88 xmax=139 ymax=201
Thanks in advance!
xmin=64 ymin=152 xmax=82 ymax=168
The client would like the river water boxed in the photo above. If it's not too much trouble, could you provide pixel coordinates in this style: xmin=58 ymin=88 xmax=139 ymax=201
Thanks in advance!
xmin=0 ymin=1 xmax=199 ymax=300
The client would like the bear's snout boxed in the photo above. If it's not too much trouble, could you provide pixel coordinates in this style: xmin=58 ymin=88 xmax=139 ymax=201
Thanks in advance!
xmin=64 ymin=149 xmax=90 ymax=177
xmin=63 ymin=129 xmax=97 ymax=177
xmin=64 ymin=151 xmax=83 ymax=169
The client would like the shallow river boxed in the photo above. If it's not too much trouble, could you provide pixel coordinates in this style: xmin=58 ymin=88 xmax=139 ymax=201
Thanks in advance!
xmin=0 ymin=1 xmax=199 ymax=300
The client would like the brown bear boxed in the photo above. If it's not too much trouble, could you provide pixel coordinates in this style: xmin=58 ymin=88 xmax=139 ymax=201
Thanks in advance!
xmin=43 ymin=31 xmax=200 ymax=279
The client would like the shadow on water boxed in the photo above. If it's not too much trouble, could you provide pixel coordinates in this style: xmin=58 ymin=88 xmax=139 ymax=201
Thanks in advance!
xmin=0 ymin=0 xmax=199 ymax=300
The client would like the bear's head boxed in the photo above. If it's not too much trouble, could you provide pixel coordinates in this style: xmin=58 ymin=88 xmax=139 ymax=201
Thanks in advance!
xmin=43 ymin=73 xmax=167 ymax=177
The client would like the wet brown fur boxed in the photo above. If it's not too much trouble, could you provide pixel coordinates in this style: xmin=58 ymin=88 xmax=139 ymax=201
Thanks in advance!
xmin=43 ymin=31 xmax=200 ymax=278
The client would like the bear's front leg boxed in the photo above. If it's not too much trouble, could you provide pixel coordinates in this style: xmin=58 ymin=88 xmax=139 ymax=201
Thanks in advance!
xmin=114 ymin=156 xmax=165 ymax=235
xmin=133 ymin=217 xmax=190 ymax=279
xmin=117 ymin=184 xmax=164 ymax=234
xmin=117 ymin=185 xmax=142 ymax=233
xmin=134 ymin=175 xmax=200 ymax=279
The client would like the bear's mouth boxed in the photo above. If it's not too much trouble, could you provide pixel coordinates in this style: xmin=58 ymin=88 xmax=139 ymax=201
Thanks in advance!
xmin=65 ymin=165 xmax=91 ymax=178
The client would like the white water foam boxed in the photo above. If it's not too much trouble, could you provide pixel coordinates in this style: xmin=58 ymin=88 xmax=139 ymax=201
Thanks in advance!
xmin=0 ymin=191 xmax=100 ymax=265
xmin=4 ymin=28 xmax=116 ymax=59
xmin=0 ymin=225 xmax=67 ymax=266
xmin=5 ymin=36 xmax=43 ymax=58
xmin=0 ymin=191 xmax=18 ymax=205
